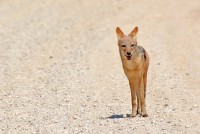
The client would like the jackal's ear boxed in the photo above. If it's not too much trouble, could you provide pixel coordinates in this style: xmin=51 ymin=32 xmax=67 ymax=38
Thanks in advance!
xmin=116 ymin=27 xmax=125 ymax=40
xmin=129 ymin=26 xmax=138 ymax=39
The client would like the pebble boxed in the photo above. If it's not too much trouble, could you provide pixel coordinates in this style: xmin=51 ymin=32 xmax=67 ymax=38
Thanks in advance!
xmin=114 ymin=120 xmax=118 ymax=123
xmin=167 ymin=121 xmax=171 ymax=123
xmin=93 ymin=104 xmax=96 ymax=107
xmin=185 ymin=73 xmax=189 ymax=76
xmin=160 ymin=118 xmax=164 ymax=122
xmin=151 ymin=121 xmax=157 ymax=124
xmin=193 ymin=104 xmax=198 ymax=108
xmin=185 ymin=125 xmax=190 ymax=128
xmin=122 ymin=114 xmax=127 ymax=118
xmin=164 ymin=104 xmax=168 ymax=107
xmin=73 ymin=115 xmax=78 ymax=119
xmin=118 ymin=128 xmax=122 ymax=130
xmin=172 ymin=108 xmax=176 ymax=111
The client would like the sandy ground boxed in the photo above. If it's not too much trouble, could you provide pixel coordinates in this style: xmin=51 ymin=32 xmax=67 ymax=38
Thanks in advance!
xmin=0 ymin=0 xmax=200 ymax=133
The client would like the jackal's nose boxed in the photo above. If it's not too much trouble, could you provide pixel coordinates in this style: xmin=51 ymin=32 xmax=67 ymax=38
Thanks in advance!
xmin=127 ymin=52 xmax=131 ymax=55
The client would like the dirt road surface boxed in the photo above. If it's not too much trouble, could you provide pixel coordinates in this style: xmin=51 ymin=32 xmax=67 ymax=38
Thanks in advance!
xmin=0 ymin=0 xmax=200 ymax=133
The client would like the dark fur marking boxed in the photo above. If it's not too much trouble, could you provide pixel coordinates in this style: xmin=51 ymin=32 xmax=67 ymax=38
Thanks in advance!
xmin=138 ymin=46 xmax=146 ymax=61
xmin=143 ymin=50 xmax=146 ymax=60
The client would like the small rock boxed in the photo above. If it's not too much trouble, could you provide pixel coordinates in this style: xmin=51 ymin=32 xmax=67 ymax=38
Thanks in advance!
xmin=73 ymin=115 xmax=78 ymax=119
xmin=185 ymin=125 xmax=190 ymax=128
xmin=160 ymin=118 xmax=164 ymax=122
xmin=151 ymin=121 xmax=156 ymax=124
xmin=179 ymin=119 xmax=183 ymax=122
xmin=118 ymin=128 xmax=122 ymax=130
xmin=167 ymin=121 xmax=171 ymax=123
xmin=164 ymin=104 xmax=168 ymax=107
xmin=121 ymin=114 xmax=125 ymax=118
xmin=185 ymin=73 xmax=189 ymax=76
xmin=193 ymin=104 xmax=198 ymax=108
xmin=114 ymin=119 xmax=119 ymax=123
xmin=93 ymin=104 xmax=96 ymax=107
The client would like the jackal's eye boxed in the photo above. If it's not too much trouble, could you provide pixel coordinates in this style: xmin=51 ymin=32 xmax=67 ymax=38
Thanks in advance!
xmin=131 ymin=44 xmax=135 ymax=47
xmin=121 ymin=45 xmax=126 ymax=47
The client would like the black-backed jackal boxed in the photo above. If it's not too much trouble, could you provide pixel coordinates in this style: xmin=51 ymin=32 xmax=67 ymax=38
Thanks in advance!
xmin=116 ymin=27 xmax=149 ymax=117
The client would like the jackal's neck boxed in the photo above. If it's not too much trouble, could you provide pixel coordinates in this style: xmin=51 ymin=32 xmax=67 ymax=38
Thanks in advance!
xmin=119 ymin=46 xmax=142 ymax=70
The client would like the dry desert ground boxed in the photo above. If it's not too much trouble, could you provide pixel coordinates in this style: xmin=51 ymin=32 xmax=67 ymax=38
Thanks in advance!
xmin=0 ymin=0 xmax=200 ymax=133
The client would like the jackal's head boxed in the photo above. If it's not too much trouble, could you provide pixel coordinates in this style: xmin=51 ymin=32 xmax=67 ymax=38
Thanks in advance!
xmin=116 ymin=27 xmax=138 ymax=60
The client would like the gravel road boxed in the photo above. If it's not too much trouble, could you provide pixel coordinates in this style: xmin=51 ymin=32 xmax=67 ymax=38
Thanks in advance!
xmin=0 ymin=0 xmax=200 ymax=133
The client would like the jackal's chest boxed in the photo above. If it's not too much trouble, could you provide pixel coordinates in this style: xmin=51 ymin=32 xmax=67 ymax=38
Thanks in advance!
xmin=122 ymin=57 xmax=142 ymax=70
xmin=123 ymin=61 xmax=138 ymax=70
xmin=122 ymin=59 xmax=143 ymax=79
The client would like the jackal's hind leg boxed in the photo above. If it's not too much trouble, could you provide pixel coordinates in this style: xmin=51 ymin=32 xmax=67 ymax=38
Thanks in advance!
xmin=137 ymin=91 xmax=141 ymax=114
xmin=143 ymin=71 xmax=147 ymax=98
xmin=139 ymin=78 xmax=148 ymax=117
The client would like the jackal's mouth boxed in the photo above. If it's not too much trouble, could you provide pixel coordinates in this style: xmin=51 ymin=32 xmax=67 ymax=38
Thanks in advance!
xmin=125 ymin=55 xmax=132 ymax=60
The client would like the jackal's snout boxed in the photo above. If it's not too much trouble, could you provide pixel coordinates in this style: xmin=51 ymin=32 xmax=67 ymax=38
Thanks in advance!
xmin=127 ymin=52 xmax=131 ymax=56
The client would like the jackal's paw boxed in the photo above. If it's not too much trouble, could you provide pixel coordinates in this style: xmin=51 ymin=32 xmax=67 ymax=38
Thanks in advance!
xmin=141 ymin=113 xmax=148 ymax=117
xmin=131 ymin=113 xmax=137 ymax=118
xmin=137 ymin=109 xmax=141 ymax=115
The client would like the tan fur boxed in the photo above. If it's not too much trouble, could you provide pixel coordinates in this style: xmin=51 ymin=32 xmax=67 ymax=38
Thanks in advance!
xmin=116 ymin=26 xmax=149 ymax=117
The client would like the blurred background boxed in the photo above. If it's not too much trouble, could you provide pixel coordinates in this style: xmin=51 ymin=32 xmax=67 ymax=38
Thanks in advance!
xmin=0 ymin=0 xmax=200 ymax=133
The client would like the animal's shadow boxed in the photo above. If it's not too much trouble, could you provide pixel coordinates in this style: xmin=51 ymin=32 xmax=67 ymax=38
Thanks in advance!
xmin=106 ymin=114 xmax=132 ymax=119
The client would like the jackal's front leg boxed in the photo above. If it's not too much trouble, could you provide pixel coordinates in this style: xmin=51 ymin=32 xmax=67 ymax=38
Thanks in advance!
xmin=129 ymin=81 xmax=137 ymax=117
xmin=139 ymin=78 xmax=148 ymax=117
